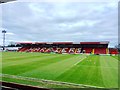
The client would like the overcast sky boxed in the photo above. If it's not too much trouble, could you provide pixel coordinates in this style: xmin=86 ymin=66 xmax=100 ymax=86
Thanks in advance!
xmin=0 ymin=1 xmax=118 ymax=47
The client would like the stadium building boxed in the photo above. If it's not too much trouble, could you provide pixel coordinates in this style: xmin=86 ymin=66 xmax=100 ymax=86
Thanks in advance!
xmin=15 ymin=41 xmax=118 ymax=55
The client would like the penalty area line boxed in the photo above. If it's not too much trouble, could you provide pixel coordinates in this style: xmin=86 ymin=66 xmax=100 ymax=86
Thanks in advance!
xmin=73 ymin=56 xmax=87 ymax=66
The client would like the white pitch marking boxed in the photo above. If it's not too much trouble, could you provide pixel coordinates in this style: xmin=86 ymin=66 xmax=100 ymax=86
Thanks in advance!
xmin=73 ymin=56 xmax=87 ymax=66
xmin=1 ymin=73 xmax=104 ymax=88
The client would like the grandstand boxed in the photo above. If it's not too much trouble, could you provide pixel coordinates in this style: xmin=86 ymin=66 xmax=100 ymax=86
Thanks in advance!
xmin=16 ymin=41 xmax=118 ymax=55
xmin=1 ymin=1 xmax=118 ymax=89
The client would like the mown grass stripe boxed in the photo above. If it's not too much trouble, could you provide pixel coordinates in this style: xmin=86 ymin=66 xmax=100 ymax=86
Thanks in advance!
xmin=2 ymin=52 xmax=118 ymax=88
xmin=19 ymin=55 xmax=86 ymax=79
xmin=2 ymin=54 xmax=62 ymax=67
xmin=2 ymin=54 xmax=75 ymax=75
xmin=100 ymin=56 xmax=118 ymax=88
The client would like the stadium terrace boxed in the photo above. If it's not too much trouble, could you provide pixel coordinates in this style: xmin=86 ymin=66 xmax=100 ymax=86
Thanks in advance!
xmin=14 ymin=41 xmax=118 ymax=55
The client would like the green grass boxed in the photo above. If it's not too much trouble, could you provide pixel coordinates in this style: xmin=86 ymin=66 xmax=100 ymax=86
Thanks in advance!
xmin=2 ymin=77 xmax=85 ymax=88
xmin=111 ymin=55 xmax=119 ymax=60
xmin=1 ymin=52 xmax=118 ymax=88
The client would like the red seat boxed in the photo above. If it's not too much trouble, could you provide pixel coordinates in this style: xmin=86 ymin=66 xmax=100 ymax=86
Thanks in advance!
xmin=94 ymin=48 xmax=106 ymax=54
xmin=83 ymin=48 xmax=93 ymax=53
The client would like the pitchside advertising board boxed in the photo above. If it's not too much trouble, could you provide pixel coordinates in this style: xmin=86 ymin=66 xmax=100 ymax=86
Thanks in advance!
xmin=5 ymin=47 xmax=21 ymax=51
xmin=0 ymin=48 xmax=2 ymax=51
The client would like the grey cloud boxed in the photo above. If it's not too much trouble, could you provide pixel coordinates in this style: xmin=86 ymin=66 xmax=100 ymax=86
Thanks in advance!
xmin=1 ymin=2 xmax=118 ymax=47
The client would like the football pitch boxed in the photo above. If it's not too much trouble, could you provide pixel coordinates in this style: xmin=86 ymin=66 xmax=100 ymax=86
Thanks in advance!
xmin=1 ymin=52 xmax=119 ymax=88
